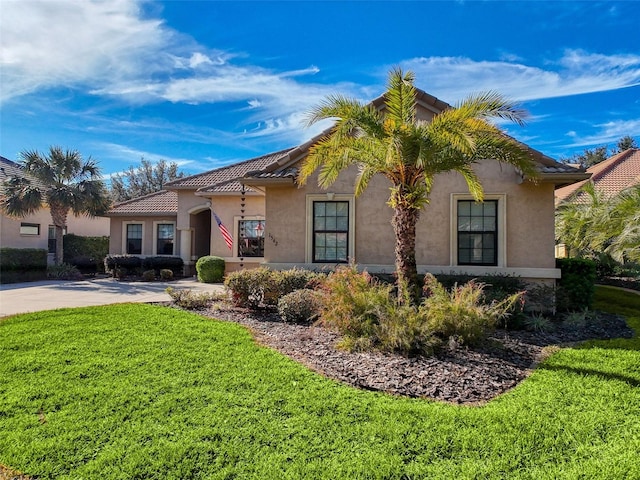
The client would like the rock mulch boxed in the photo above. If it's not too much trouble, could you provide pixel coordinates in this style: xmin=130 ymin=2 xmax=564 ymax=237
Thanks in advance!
xmin=199 ymin=304 xmax=633 ymax=405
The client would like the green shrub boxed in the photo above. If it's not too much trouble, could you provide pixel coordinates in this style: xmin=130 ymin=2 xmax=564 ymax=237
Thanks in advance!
xmin=435 ymin=273 xmax=525 ymax=305
xmin=278 ymin=289 xmax=322 ymax=324
xmin=165 ymin=287 xmax=216 ymax=309
xmin=46 ymin=263 xmax=83 ymax=280
xmin=523 ymin=313 xmax=555 ymax=333
xmin=196 ymin=256 xmax=225 ymax=283
xmin=224 ymin=267 xmax=320 ymax=309
xmin=142 ymin=256 xmax=184 ymax=276
xmin=0 ymin=248 xmax=48 ymax=283
xmin=423 ymin=275 xmax=522 ymax=346
xmin=141 ymin=270 xmax=156 ymax=281
xmin=104 ymin=255 xmax=142 ymax=275
xmin=556 ymin=258 xmax=597 ymax=311
xmin=63 ymin=234 xmax=108 ymax=273
xmin=160 ymin=269 xmax=173 ymax=280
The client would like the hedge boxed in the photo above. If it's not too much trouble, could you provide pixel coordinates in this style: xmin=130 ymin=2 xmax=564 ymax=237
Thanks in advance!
xmin=0 ymin=248 xmax=48 ymax=284
xmin=63 ymin=234 xmax=109 ymax=274
xmin=104 ymin=255 xmax=184 ymax=278
xmin=556 ymin=257 xmax=597 ymax=311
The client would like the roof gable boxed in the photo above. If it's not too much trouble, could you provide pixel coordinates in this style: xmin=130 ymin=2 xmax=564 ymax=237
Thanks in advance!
xmin=107 ymin=189 xmax=177 ymax=216
xmin=555 ymin=148 xmax=640 ymax=203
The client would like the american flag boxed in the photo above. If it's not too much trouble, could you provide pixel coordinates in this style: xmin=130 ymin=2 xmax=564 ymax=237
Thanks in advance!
xmin=212 ymin=211 xmax=233 ymax=251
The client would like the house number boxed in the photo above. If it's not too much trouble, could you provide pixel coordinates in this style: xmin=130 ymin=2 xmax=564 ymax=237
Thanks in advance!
xmin=268 ymin=233 xmax=278 ymax=246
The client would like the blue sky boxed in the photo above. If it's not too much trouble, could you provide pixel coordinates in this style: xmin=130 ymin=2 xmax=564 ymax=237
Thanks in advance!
xmin=1 ymin=0 xmax=639 ymax=178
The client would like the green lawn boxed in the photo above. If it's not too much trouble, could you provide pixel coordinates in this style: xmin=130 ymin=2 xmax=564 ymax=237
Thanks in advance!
xmin=1 ymin=287 xmax=639 ymax=479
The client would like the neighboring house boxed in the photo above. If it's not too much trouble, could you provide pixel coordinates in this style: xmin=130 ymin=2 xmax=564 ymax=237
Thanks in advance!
xmin=0 ymin=156 xmax=110 ymax=263
xmin=555 ymin=148 xmax=640 ymax=205
xmin=106 ymin=88 xmax=589 ymax=284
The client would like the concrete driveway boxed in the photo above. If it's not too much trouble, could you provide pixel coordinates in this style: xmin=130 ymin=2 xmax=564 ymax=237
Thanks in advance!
xmin=0 ymin=277 xmax=225 ymax=317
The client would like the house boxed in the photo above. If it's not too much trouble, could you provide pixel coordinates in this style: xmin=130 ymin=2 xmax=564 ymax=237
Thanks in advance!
xmin=1 ymin=156 xmax=110 ymax=263
xmin=106 ymin=88 xmax=589 ymax=285
xmin=555 ymin=148 xmax=640 ymax=205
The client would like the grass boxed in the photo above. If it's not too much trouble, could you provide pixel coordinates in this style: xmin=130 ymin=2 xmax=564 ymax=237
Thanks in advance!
xmin=0 ymin=287 xmax=639 ymax=479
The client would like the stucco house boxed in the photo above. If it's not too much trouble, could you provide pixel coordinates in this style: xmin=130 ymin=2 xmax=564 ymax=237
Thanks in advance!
xmin=1 ymin=156 xmax=110 ymax=263
xmin=106 ymin=88 xmax=589 ymax=284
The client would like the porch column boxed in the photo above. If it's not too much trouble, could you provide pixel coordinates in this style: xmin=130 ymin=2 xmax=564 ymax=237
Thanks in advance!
xmin=179 ymin=228 xmax=192 ymax=275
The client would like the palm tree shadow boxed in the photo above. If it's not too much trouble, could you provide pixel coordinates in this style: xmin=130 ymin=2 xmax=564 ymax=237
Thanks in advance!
xmin=538 ymin=363 xmax=640 ymax=387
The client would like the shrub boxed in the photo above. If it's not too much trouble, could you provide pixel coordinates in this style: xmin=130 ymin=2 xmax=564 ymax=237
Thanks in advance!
xmin=0 ymin=248 xmax=48 ymax=283
xmin=196 ymin=256 xmax=225 ymax=283
xmin=104 ymin=255 xmax=142 ymax=275
xmin=141 ymin=270 xmax=156 ymax=282
xmin=562 ymin=308 xmax=597 ymax=329
xmin=63 ymin=234 xmax=108 ymax=273
xmin=278 ymin=289 xmax=322 ymax=324
xmin=46 ymin=263 xmax=83 ymax=280
xmin=160 ymin=269 xmax=173 ymax=280
xmin=224 ymin=267 xmax=320 ymax=309
xmin=423 ymin=274 xmax=522 ymax=346
xmin=523 ymin=313 xmax=555 ymax=333
xmin=142 ymin=256 xmax=184 ymax=276
xmin=435 ymin=273 xmax=525 ymax=305
xmin=556 ymin=258 xmax=597 ymax=311
xmin=165 ymin=287 xmax=215 ymax=309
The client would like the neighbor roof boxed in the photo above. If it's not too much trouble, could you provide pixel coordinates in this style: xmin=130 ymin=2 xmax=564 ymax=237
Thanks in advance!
xmin=555 ymin=148 xmax=640 ymax=204
xmin=0 ymin=156 xmax=48 ymax=190
xmin=107 ymin=190 xmax=178 ymax=216
xmin=165 ymin=148 xmax=294 ymax=192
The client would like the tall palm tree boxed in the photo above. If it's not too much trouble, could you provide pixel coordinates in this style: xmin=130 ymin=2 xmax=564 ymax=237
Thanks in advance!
xmin=299 ymin=68 xmax=538 ymax=303
xmin=1 ymin=146 xmax=110 ymax=265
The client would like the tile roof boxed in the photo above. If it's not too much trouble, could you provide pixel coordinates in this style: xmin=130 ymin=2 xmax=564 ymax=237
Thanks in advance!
xmin=555 ymin=149 xmax=640 ymax=203
xmin=165 ymin=148 xmax=294 ymax=190
xmin=0 ymin=156 xmax=48 ymax=190
xmin=107 ymin=190 xmax=177 ymax=216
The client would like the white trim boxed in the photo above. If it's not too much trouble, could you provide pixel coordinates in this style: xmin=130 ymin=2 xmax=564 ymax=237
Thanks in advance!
xmin=305 ymin=194 xmax=355 ymax=264
xmin=122 ymin=221 xmax=144 ymax=255
xmin=450 ymin=193 xmax=507 ymax=267
xmin=232 ymin=215 xmax=265 ymax=261
xmin=262 ymin=263 xmax=561 ymax=279
xmin=153 ymin=220 xmax=176 ymax=256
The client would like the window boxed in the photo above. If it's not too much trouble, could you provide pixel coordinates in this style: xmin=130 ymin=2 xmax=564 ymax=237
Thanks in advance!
xmin=238 ymin=219 xmax=264 ymax=257
xmin=48 ymin=225 xmax=56 ymax=253
xmin=156 ymin=223 xmax=175 ymax=255
xmin=313 ymin=201 xmax=349 ymax=263
xmin=457 ymin=200 xmax=498 ymax=266
xmin=126 ymin=223 xmax=143 ymax=255
xmin=20 ymin=223 xmax=40 ymax=236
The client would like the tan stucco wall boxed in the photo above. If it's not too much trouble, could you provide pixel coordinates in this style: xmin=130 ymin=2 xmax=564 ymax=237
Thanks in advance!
xmin=108 ymin=215 xmax=178 ymax=256
xmin=208 ymin=194 xmax=265 ymax=260
xmin=2 ymin=210 xmax=109 ymax=250
xmin=264 ymin=159 xmax=557 ymax=277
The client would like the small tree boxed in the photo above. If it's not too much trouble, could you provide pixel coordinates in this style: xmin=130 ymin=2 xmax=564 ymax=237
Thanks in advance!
xmin=110 ymin=158 xmax=185 ymax=202
xmin=1 ymin=147 xmax=110 ymax=265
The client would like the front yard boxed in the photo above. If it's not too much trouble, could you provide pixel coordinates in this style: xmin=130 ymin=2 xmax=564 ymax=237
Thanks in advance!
xmin=0 ymin=287 xmax=638 ymax=479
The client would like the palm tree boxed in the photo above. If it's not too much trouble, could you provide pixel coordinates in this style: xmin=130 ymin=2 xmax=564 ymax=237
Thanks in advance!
xmin=299 ymin=68 xmax=538 ymax=303
xmin=1 ymin=146 xmax=110 ymax=265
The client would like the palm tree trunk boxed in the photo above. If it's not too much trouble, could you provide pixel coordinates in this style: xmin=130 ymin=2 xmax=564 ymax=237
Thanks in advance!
xmin=392 ymin=203 xmax=420 ymax=304
xmin=50 ymin=203 xmax=68 ymax=266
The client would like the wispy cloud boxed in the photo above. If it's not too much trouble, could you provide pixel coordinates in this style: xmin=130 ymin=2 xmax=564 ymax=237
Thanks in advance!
xmin=565 ymin=118 xmax=640 ymax=148
xmin=400 ymin=51 xmax=640 ymax=103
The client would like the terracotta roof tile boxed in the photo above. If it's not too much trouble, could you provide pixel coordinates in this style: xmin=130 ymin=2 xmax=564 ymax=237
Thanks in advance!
xmin=555 ymin=149 xmax=640 ymax=202
xmin=107 ymin=190 xmax=177 ymax=216
xmin=165 ymin=148 xmax=294 ymax=190
xmin=1 ymin=156 xmax=48 ymax=190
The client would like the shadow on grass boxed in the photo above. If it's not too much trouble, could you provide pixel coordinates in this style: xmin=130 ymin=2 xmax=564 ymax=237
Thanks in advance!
xmin=538 ymin=363 xmax=640 ymax=387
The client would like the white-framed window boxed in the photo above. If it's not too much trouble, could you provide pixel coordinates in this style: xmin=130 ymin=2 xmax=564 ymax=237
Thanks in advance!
xmin=20 ymin=222 xmax=40 ymax=236
xmin=306 ymin=194 xmax=355 ymax=263
xmin=238 ymin=219 xmax=265 ymax=257
xmin=450 ymin=194 xmax=506 ymax=267
xmin=232 ymin=216 xmax=265 ymax=258
xmin=154 ymin=221 xmax=176 ymax=256
xmin=123 ymin=222 xmax=144 ymax=255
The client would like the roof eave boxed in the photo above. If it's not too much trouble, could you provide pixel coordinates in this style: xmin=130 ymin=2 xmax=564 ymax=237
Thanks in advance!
xmin=240 ymin=177 xmax=296 ymax=187
xmin=106 ymin=211 xmax=177 ymax=217
xmin=536 ymin=172 xmax=592 ymax=188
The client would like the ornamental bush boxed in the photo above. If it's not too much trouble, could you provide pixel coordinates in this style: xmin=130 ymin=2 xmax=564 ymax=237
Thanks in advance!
xmin=556 ymin=257 xmax=597 ymax=311
xmin=196 ymin=256 xmax=225 ymax=283
xmin=278 ymin=289 xmax=322 ymax=324
xmin=63 ymin=234 xmax=108 ymax=273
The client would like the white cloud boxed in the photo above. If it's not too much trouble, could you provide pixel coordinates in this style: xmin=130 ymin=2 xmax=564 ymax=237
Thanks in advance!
xmin=566 ymin=118 xmax=640 ymax=148
xmin=400 ymin=50 xmax=640 ymax=103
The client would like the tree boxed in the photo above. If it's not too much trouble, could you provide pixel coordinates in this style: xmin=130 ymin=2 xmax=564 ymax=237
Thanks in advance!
xmin=1 ymin=146 xmax=110 ymax=265
xmin=615 ymin=135 xmax=638 ymax=153
xmin=110 ymin=158 xmax=185 ymax=202
xmin=299 ymin=68 xmax=538 ymax=303
xmin=555 ymin=183 xmax=640 ymax=264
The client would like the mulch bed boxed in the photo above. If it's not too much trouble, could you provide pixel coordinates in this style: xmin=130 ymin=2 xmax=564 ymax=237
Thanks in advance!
xmin=196 ymin=303 xmax=633 ymax=405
